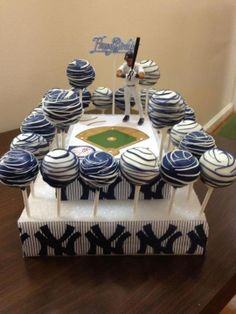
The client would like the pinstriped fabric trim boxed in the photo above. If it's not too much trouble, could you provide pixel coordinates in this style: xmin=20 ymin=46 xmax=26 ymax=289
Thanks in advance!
xmin=18 ymin=219 xmax=208 ymax=257
xmin=65 ymin=174 xmax=170 ymax=201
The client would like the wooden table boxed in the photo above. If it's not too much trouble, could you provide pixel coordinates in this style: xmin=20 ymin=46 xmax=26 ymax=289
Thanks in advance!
xmin=0 ymin=130 xmax=236 ymax=314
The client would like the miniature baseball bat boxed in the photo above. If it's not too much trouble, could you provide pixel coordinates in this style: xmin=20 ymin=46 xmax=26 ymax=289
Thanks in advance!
xmin=131 ymin=37 xmax=140 ymax=69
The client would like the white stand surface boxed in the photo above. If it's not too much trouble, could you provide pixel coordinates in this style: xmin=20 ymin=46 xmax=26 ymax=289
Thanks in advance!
xmin=18 ymin=175 xmax=208 ymax=257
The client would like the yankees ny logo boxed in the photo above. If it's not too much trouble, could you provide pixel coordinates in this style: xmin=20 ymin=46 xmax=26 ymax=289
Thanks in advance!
xmin=19 ymin=227 xmax=30 ymax=244
xmin=35 ymin=224 xmax=81 ymax=256
xmin=136 ymin=223 xmax=182 ymax=254
xmin=186 ymin=224 xmax=207 ymax=254
xmin=85 ymin=224 xmax=131 ymax=255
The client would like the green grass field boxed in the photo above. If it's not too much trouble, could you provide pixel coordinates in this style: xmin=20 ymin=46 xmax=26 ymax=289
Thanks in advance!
xmin=217 ymin=114 xmax=236 ymax=140
xmin=88 ymin=129 xmax=136 ymax=149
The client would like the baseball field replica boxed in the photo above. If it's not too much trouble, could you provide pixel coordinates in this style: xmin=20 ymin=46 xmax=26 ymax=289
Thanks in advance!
xmin=1 ymin=38 xmax=236 ymax=257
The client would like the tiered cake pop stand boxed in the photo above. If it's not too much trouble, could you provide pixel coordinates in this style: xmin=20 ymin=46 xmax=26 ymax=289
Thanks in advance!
xmin=18 ymin=115 xmax=208 ymax=257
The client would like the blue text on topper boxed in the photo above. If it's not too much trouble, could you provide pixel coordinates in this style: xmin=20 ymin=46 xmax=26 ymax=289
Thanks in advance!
xmin=90 ymin=36 xmax=135 ymax=56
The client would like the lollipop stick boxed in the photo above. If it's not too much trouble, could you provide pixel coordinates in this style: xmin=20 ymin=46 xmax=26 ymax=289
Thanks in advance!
xmin=30 ymin=182 xmax=35 ymax=197
xmin=57 ymin=128 xmax=62 ymax=148
xmin=159 ymin=128 xmax=168 ymax=160
xmin=187 ymin=182 xmax=194 ymax=200
xmin=134 ymin=185 xmax=141 ymax=215
xmin=22 ymin=188 xmax=30 ymax=218
xmin=79 ymin=89 xmax=83 ymax=108
xmin=61 ymin=131 xmax=65 ymax=149
xmin=55 ymin=129 xmax=60 ymax=148
xmin=92 ymin=189 xmax=100 ymax=217
xmin=200 ymin=186 xmax=214 ymax=215
xmin=145 ymin=88 xmax=151 ymax=116
xmin=168 ymin=187 xmax=176 ymax=215
xmin=145 ymin=89 xmax=149 ymax=116
xmin=112 ymin=54 xmax=117 ymax=115
xmin=167 ymin=128 xmax=172 ymax=151
xmin=56 ymin=188 xmax=61 ymax=217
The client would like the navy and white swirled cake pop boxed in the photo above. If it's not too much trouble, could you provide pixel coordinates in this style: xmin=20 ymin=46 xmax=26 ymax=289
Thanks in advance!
xmin=179 ymin=131 xmax=216 ymax=159
xmin=42 ymin=89 xmax=82 ymax=130
xmin=115 ymin=87 xmax=135 ymax=111
xmin=148 ymin=90 xmax=185 ymax=129
xmin=184 ymin=105 xmax=196 ymax=121
xmin=0 ymin=149 xmax=39 ymax=188
xmin=120 ymin=147 xmax=159 ymax=186
xmin=41 ymin=149 xmax=79 ymax=188
xmin=80 ymin=151 xmax=119 ymax=189
xmin=21 ymin=113 xmax=56 ymax=143
xmin=170 ymin=120 xmax=203 ymax=147
xmin=11 ymin=133 xmax=49 ymax=162
xmin=200 ymin=148 xmax=236 ymax=188
xmin=67 ymin=59 xmax=95 ymax=89
xmin=139 ymin=60 xmax=160 ymax=86
xmin=92 ymin=87 xmax=112 ymax=109
xmin=160 ymin=150 xmax=200 ymax=188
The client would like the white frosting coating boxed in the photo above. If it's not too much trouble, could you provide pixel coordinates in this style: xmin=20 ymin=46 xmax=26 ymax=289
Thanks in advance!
xmin=67 ymin=59 xmax=95 ymax=89
xmin=160 ymin=150 xmax=200 ymax=188
xmin=41 ymin=149 xmax=79 ymax=188
xmin=200 ymin=148 xmax=236 ymax=188
xmin=170 ymin=120 xmax=203 ymax=147
xmin=120 ymin=147 xmax=159 ymax=186
xmin=148 ymin=90 xmax=185 ymax=129
xmin=179 ymin=131 xmax=216 ymax=159
xmin=42 ymin=89 xmax=82 ymax=130
xmin=92 ymin=87 xmax=113 ymax=109
xmin=0 ymin=149 xmax=39 ymax=188
xmin=11 ymin=133 xmax=49 ymax=162
xmin=139 ymin=60 xmax=160 ymax=86
xmin=80 ymin=151 xmax=119 ymax=189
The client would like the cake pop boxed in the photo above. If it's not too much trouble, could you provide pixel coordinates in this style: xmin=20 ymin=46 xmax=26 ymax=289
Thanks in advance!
xmin=41 ymin=149 xmax=79 ymax=216
xmin=120 ymin=147 xmax=159 ymax=213
xmin=184 ymin=105 xmax=196 ymax=121
xmin=11 ymin=133 xmax=49 ymax=162
xmin=199 ymin=148 xmax=236 ymax=214
xmin=160 ymin=150 xmax=200 ymax=214
xmin=139 ymin=60 xmax=160 ymax=86
xmin=0 ymin=149 xmax=39 ymax=217
xmin=67 ymin=59 xmax=95 ymax=89
xmin=80 ymin=151 xmax=119 ymax=217
xmin=148 ymin=90 xmax=185 ymax=159
xmin=179 ymin=130 xmax=216 ymax=199
xmin=67 ymin=59 xmax=95 ymax=109
xmin=21 ymin=113 xmax=56 ymax=144
xmin=170 ymin=120 xmax=203 ymax=148
xmin=179 ymin=131 xmax=216 ymax=159
xmin=42 ymin=89 xmax=82 ymax=148
xmin=11 ymin=132 xmax=49 ymax=197
xmin=139 ymin=60 xmax=160 ymax=115
xmin=92 ymin=87 xmax=112 ymax=111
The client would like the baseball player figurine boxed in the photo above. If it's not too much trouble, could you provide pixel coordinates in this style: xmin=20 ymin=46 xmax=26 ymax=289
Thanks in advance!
xmin=116 ymin=51 xmax=145 ymax=125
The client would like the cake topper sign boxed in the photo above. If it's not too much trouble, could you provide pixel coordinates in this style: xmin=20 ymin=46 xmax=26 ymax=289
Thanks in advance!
xmin=90 ymin=36 xmax=135 ymax=56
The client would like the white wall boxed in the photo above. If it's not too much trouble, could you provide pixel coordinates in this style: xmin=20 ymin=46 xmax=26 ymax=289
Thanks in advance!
xmin=0 ymin=0 xmax=236 ymax=132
